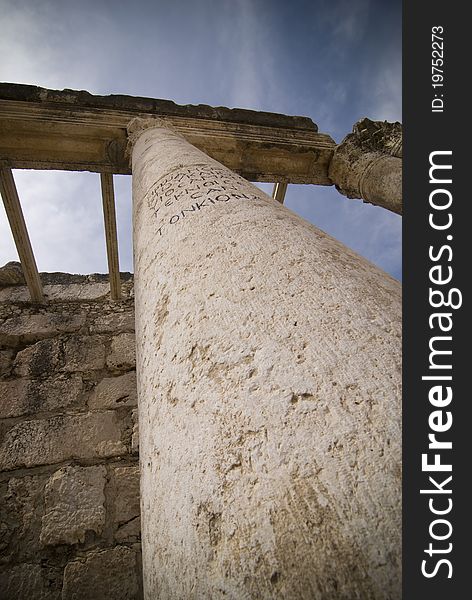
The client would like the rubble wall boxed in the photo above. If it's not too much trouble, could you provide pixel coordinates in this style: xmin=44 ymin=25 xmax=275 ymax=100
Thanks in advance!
xmin=0 ymin=273 xmax=142 ymax=600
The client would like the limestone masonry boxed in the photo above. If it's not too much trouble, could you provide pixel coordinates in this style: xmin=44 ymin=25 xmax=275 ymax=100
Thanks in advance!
xmin=0 ymin=271 xmax=143 ymax=599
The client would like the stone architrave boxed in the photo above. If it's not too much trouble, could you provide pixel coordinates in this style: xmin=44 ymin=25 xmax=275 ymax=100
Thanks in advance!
xmin=329 ymin=118 xmax=403 ymax=215
xmin=129 ymin=118 xmax=402 ymax=600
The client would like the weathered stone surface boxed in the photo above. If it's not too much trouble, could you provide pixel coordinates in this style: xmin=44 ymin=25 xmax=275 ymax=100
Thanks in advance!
xmin=106 ymin=333 xmax=135 ymax=371
xmin=1 ymin=83 xmax=338 ymax=186
xmin=0 ymin=274 xmax=140 ymax=597
xmin=62 ymin=546 xmax=139 ymax=600
xmin=112 ymin=464 xmax=141 ymax=542
xmin=0 ymin=349 xmax=15 ymax=377
xmin=131 ymin=125 xmax=401 ymax=599
xmin=62 ymin=335 xmax=106 ymax=372
xmin=1 ymin=82 xmax=317 ymax=131
xmin=0 ymin=261 xmax=25 ymax=286
xmin=111 ymin=465 xmax=140 ymax=526
xmin=0 ymin=282 xmax=111 ymax=303
xmin=0 ymin=563 xmax=62 ymax=600
xmin=1 ymin=475 xmax=45 ymax=561
xmin=0 ymin=412 xmax=126 ymax=470
xmin=44 ymin=283 xmax=111 ymax=301
xmin=88 ymin=372 xmax=137 ymax=410
xmin=0 ymin=375 xmax=83 ymax=418
xmin=114 ymin=517 xmax=140 ymax=543
xmin=352 ymin=117 xmax=402 ymax=157
xmin=90 ymin=311 xmax=135 ymax=334
xmin=0 ymin=286 xmax=27 ymax=303
xmin=0 ymin=313 xmax=85 ymax=347
xmin=131 ymin=409 xmax=139 ymax=454
xmin=41 ymin=465 xmax=106 ymax=546
xmin=13 ymin=338 xmax=62 ymax=378
xmin=328 ymin=118 xmax=402 ymax=215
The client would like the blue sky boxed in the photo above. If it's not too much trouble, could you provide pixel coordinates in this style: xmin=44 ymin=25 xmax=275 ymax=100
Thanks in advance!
xmin=0 ymin=0 xmax=401 ymax=279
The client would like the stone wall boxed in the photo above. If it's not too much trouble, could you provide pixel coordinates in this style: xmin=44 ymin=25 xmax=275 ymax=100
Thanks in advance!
xmin=0 ymin=272 xmax=142 ymax=600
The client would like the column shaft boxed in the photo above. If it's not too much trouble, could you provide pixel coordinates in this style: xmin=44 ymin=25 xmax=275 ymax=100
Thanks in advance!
xmin=130 ymin=123 xmax=402 ymax=600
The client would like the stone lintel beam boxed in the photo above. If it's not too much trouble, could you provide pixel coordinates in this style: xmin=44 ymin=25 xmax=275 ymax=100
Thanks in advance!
xmin=0 ymin=83 xmax=335 ymax=184
xmin=329 ymin=118 xmax=403 ymax=215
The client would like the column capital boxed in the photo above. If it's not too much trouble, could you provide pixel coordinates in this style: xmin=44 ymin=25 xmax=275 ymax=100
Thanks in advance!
xmin=126 ymin=117 xmax=184 ymax=163
xmin=329 ymin=118 xmax=403 ymax=215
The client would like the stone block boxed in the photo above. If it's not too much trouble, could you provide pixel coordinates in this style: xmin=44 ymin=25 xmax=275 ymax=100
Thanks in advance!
xmin=88 ymin=371 xmax=137 ymax=410
xmin=0 ymin=475 xmax=45 ymax=561
xmin=40 ymin=465 xmax=106 ymax=546
xmin=0 ymin=412 xmax=126 ymax=471
xmin=62 ymin=546 xmax=139 ymax=600
xmin=43 ymin=282 xmax=110 ymax=301
xmin=0 ymin=563 xmax=62 ymax=600
xmin=13 ymin=338 xmax=62 ymax=378
xmin=62 ymin=335 xmax=107 ymax=372
xmin=112 ymin=463 xmax=141 ymax=542
xmin=0 ymin=312 xmax=85 ymax=347
xmin=0 ymin=348 xmax=15 ymax=377
xmin=90 ymin=311 xmax=135 ymax=334
xmin=0 ymin=283 xmax=111 ymax=303
xmin=106 ymin=333 xmax=136 ymax=371
xmin=112 ymin=465 xmax=140 ymax=526
xmin=0 ymin=285 xmax=29 ymax=303
xmin=0 ymin=375 xmax=83 ymax=419
xmin=114 ymin=517 xmax=140 ymax=543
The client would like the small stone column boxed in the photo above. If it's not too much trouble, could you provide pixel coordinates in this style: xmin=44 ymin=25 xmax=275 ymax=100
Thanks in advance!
xmin=329 ymin=118 xmax=402 ymax=215
xmin=129 ymin=119 xmax=402 ymax=600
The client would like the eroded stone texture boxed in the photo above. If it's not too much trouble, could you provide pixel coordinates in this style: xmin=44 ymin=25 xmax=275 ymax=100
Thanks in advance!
xmin=90 ymin=311 xmax=135 ymax=334
xmin=107 ymin=333 xmax=136 ymax=371
xmin=130 ymin=123 xmax=402 ymax=599
xmin=0 ymin=563 xmax=62 ymax=600
xmin=0 ymin=282 xmax=111 ymax=303
xmin=1 ymin=475 xmax=46 ymax=562
xmin=114 ymin=518 xmax=140 ymax=543
xmin=13 ymin=338 xmax=63 ymax=378
xmin=329 ymin=118 xmax=402 ymax=215
xmin=0 ymin=312 xmax=86 ymax=347
xmin=131 ymin=409 xmax=139 ymax=454
xmin=0 ymin=275 xmax=141 ymax=597
xmin=0 ymin=412 xmax=126 ymax=470
xmin=62 ymin=546 xmax=139 ymax=600
xmin=89 ymin=372 xmax=137 ymax=409
xmin=12 ymin=334 xmax=106 ymax=376
xmin=40 ymin=465 xmax=106 ymax=546
xmin=0 ymin=348 xmax=15 ymax=377
xmin=62 ymin=335 xmax=107 ymax=372
xmin=110 ymin=465 xmax=140 ymax=542
xmin=0 ymin=261 xmax=25 ymax=286
xmin=0 ymin=375 xmax=83 ymax=418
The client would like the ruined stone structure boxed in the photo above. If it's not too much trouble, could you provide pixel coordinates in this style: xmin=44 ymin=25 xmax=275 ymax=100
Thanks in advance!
xmin=1 ymin=84 xmax=402 ymax=599
xmin=329 ymin=118 xmax=402 ymax=215
xmin=0 ymin=273 xmax=142 ymax=599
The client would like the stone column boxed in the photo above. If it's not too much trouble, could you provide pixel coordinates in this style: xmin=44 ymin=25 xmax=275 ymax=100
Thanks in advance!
xmin=129 ymin=119 xmax=402 ymax=600
xmin=329 ymin=118 xmax=403 ymax=215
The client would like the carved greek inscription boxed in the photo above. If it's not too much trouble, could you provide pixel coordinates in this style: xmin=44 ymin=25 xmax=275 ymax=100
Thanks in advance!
xmin=144 ymin=165 xmax=261 ymax=236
